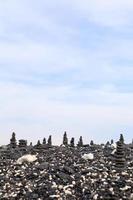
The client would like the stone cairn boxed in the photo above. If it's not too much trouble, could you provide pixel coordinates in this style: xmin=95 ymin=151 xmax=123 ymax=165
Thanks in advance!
xmin=36 ymin=140 xmax=41 ymax=146
xmin=10 ymin=132 xmax=17 ymax=148
xmin=43 ymin=137 xmax=46 ymax=145
xmin=120 ymin=133 xmax=124 ymax=144
xmin=77 ymin=136 xmax=83 ymax=147
xmin=90 ymin=140 xmax=94 ymax=146
xmin=63 ymin=131 xmax=68 ymax=146
xmin=70 ymin=137 xmax=75 ymax=147
xmin=115 ymin=135 xmax=125 ymax=169
xmin=47 ymin=135 xmax=52 ymax=146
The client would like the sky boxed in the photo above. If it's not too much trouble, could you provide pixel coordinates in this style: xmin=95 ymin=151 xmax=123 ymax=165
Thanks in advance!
xmin=0 ymin=0 xmax=133 ymax=145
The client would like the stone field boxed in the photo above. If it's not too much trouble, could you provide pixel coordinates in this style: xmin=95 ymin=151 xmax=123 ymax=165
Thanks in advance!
xmin=0 ymin=133 xmax=133 ymax=200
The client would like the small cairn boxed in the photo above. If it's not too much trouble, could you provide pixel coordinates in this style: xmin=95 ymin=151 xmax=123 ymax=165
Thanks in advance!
xmin=47 ymin=135 xmax=52 ymax=146
xmin=63 ymin=131 xmax=68 ymax=146
xmin=115 ymin=135 xmax=125 ymax=169
xmin=120 ymin=133 xmax=124 ymax=144
xmin=77 ymin=136 xmax=83 ymax=147
xmin=34 ymin=140 xmax=42 ymax=151
xmin=37 ymin=140 xmax=41 ymax=145
xmin=90 ymin=140 xmax=94 ymax=146
xmin=90 ymin=140 xmax=95 ymax=153
xmin=43 ymin=137 xmax=46 ymax=145
xmin=70 ymin=137 xmax=75 ymax=147
xmin=10 ymin=132 xmax=17 ymax=148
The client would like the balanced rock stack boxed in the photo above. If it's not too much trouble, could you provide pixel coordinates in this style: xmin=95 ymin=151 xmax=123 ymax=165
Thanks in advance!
xmin=70 ymin=137 xmax=75 ymax=147
xmin=77 ymin=136 xmax=83 ymax=147
xmin=43 ymin=137 xmax=46 ymax=145
xmin=10 ymin=132 xmax=17 ymax=148
xmin=47 ymin=135 xmax=52 ymax=146
xmin=115 ymin=135 xmax=125 ymax=169
xmin=63 ymin=131 xmax=68 ymax=146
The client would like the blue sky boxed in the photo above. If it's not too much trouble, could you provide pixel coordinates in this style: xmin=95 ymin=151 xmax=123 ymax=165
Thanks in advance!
xmin=0 ymin=0 xmax=133 ymax=145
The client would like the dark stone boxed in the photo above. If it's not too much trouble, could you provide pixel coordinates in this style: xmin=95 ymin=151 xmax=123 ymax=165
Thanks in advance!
xmin=63 ymin=166 xmax=75 ymax=174
xmin=37 ymin=162 xmax=49 ymax=170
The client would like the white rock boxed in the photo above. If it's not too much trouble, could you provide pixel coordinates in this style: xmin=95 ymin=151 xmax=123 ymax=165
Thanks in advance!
xmin=58 ymin=185 xmax=63 ymax=190
xmin=111 ymin=149 xmax=116 ymax=155
xmin=16 ymin=154 xmax=37 ymax=164
xmin=72 ymin=181 xmax=76 ymax=185
xmin=120 ymin=185 xmax=131 ymax=191
xmin=49 ymin=195 xmax=60 ymax=198
xmin=82 ymin=153 xmax=94 ymax=160
xmin=111 ymin=143 xmax=117 ymax=148
xmin=109 ymin=187 xmax=113 ymax=192
xmin=121 ymin=172 xmax=128 ymax=176
xmin=64 ymin=189 xmax=72 ymax=195
xmin=52 ymin=182 xmax=57 ymax=189
xmin=93 ymin=194 xmax=98 ymax=200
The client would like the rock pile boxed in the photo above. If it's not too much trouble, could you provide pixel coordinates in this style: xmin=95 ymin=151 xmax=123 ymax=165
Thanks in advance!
xmin=0 ymin=133 xmax=133 ymax=199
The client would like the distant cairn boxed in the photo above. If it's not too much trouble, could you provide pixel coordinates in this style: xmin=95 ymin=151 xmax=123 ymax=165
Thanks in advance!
xmin=43 ymin=137 xmax=46 ymax=145
xmin=47 ymin=135 xmax=52 ymax=146
xmin=115 ymin=134 xmax=125 ymax=169
xmin=77 ymin=136 xmax=83 ymax=147
xmin=10 ymin=132 xmax=17 ymax=148
xmin=70 ymin=137 xmax=75 ymax=147
xmin=63 ymin=131 xmax=68 ymax=146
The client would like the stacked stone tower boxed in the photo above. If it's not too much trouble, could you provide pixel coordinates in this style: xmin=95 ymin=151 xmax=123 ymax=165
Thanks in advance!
xmin=90 ymin=140 xmax=94 ymax=146
xmin=63 ymin=132 xmax=68 ymax=146
xmin=120 ymin=134 xmax=124 ymax=144
xmin=37 ymin=140 xmax=41 ymax=146
xmin=77 ymin=136 xmax=83 ymax=147
xmin=47 ymin=135 xmax=52 ymax=146
xmin=43 ymin=137 xmax=46 ymax=145
xmin=70 ymin=137 xmax=75 ymax=147
xmin=10 ymin=132 xmax=17 ymax=148
xmin=115 ymin=135 xmax=125 ymax=169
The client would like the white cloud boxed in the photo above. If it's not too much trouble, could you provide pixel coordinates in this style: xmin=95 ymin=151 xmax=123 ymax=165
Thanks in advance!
xmin=68 ymin=0 xmax=133 ymax=27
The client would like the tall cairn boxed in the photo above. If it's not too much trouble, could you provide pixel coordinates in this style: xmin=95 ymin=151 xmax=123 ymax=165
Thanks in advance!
xmin=63 ymin=131 xmax=68 ymax=146
xmin=70 ymin=137 xmax=75 ymax=147
xmin=48 ymin=135 xmax=52 ymax=146
xmin=10 ymin=132 xmax=17 ymax=148
xmin=120 ymin=134 xmax=124 ymax=144
xmin=115 ymin=139 xmax=125 ymax=169
xmin=43 ymin=137 xmax=46 ymax=145
xmin=77 ymin=136 xmax=83 ymax=147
